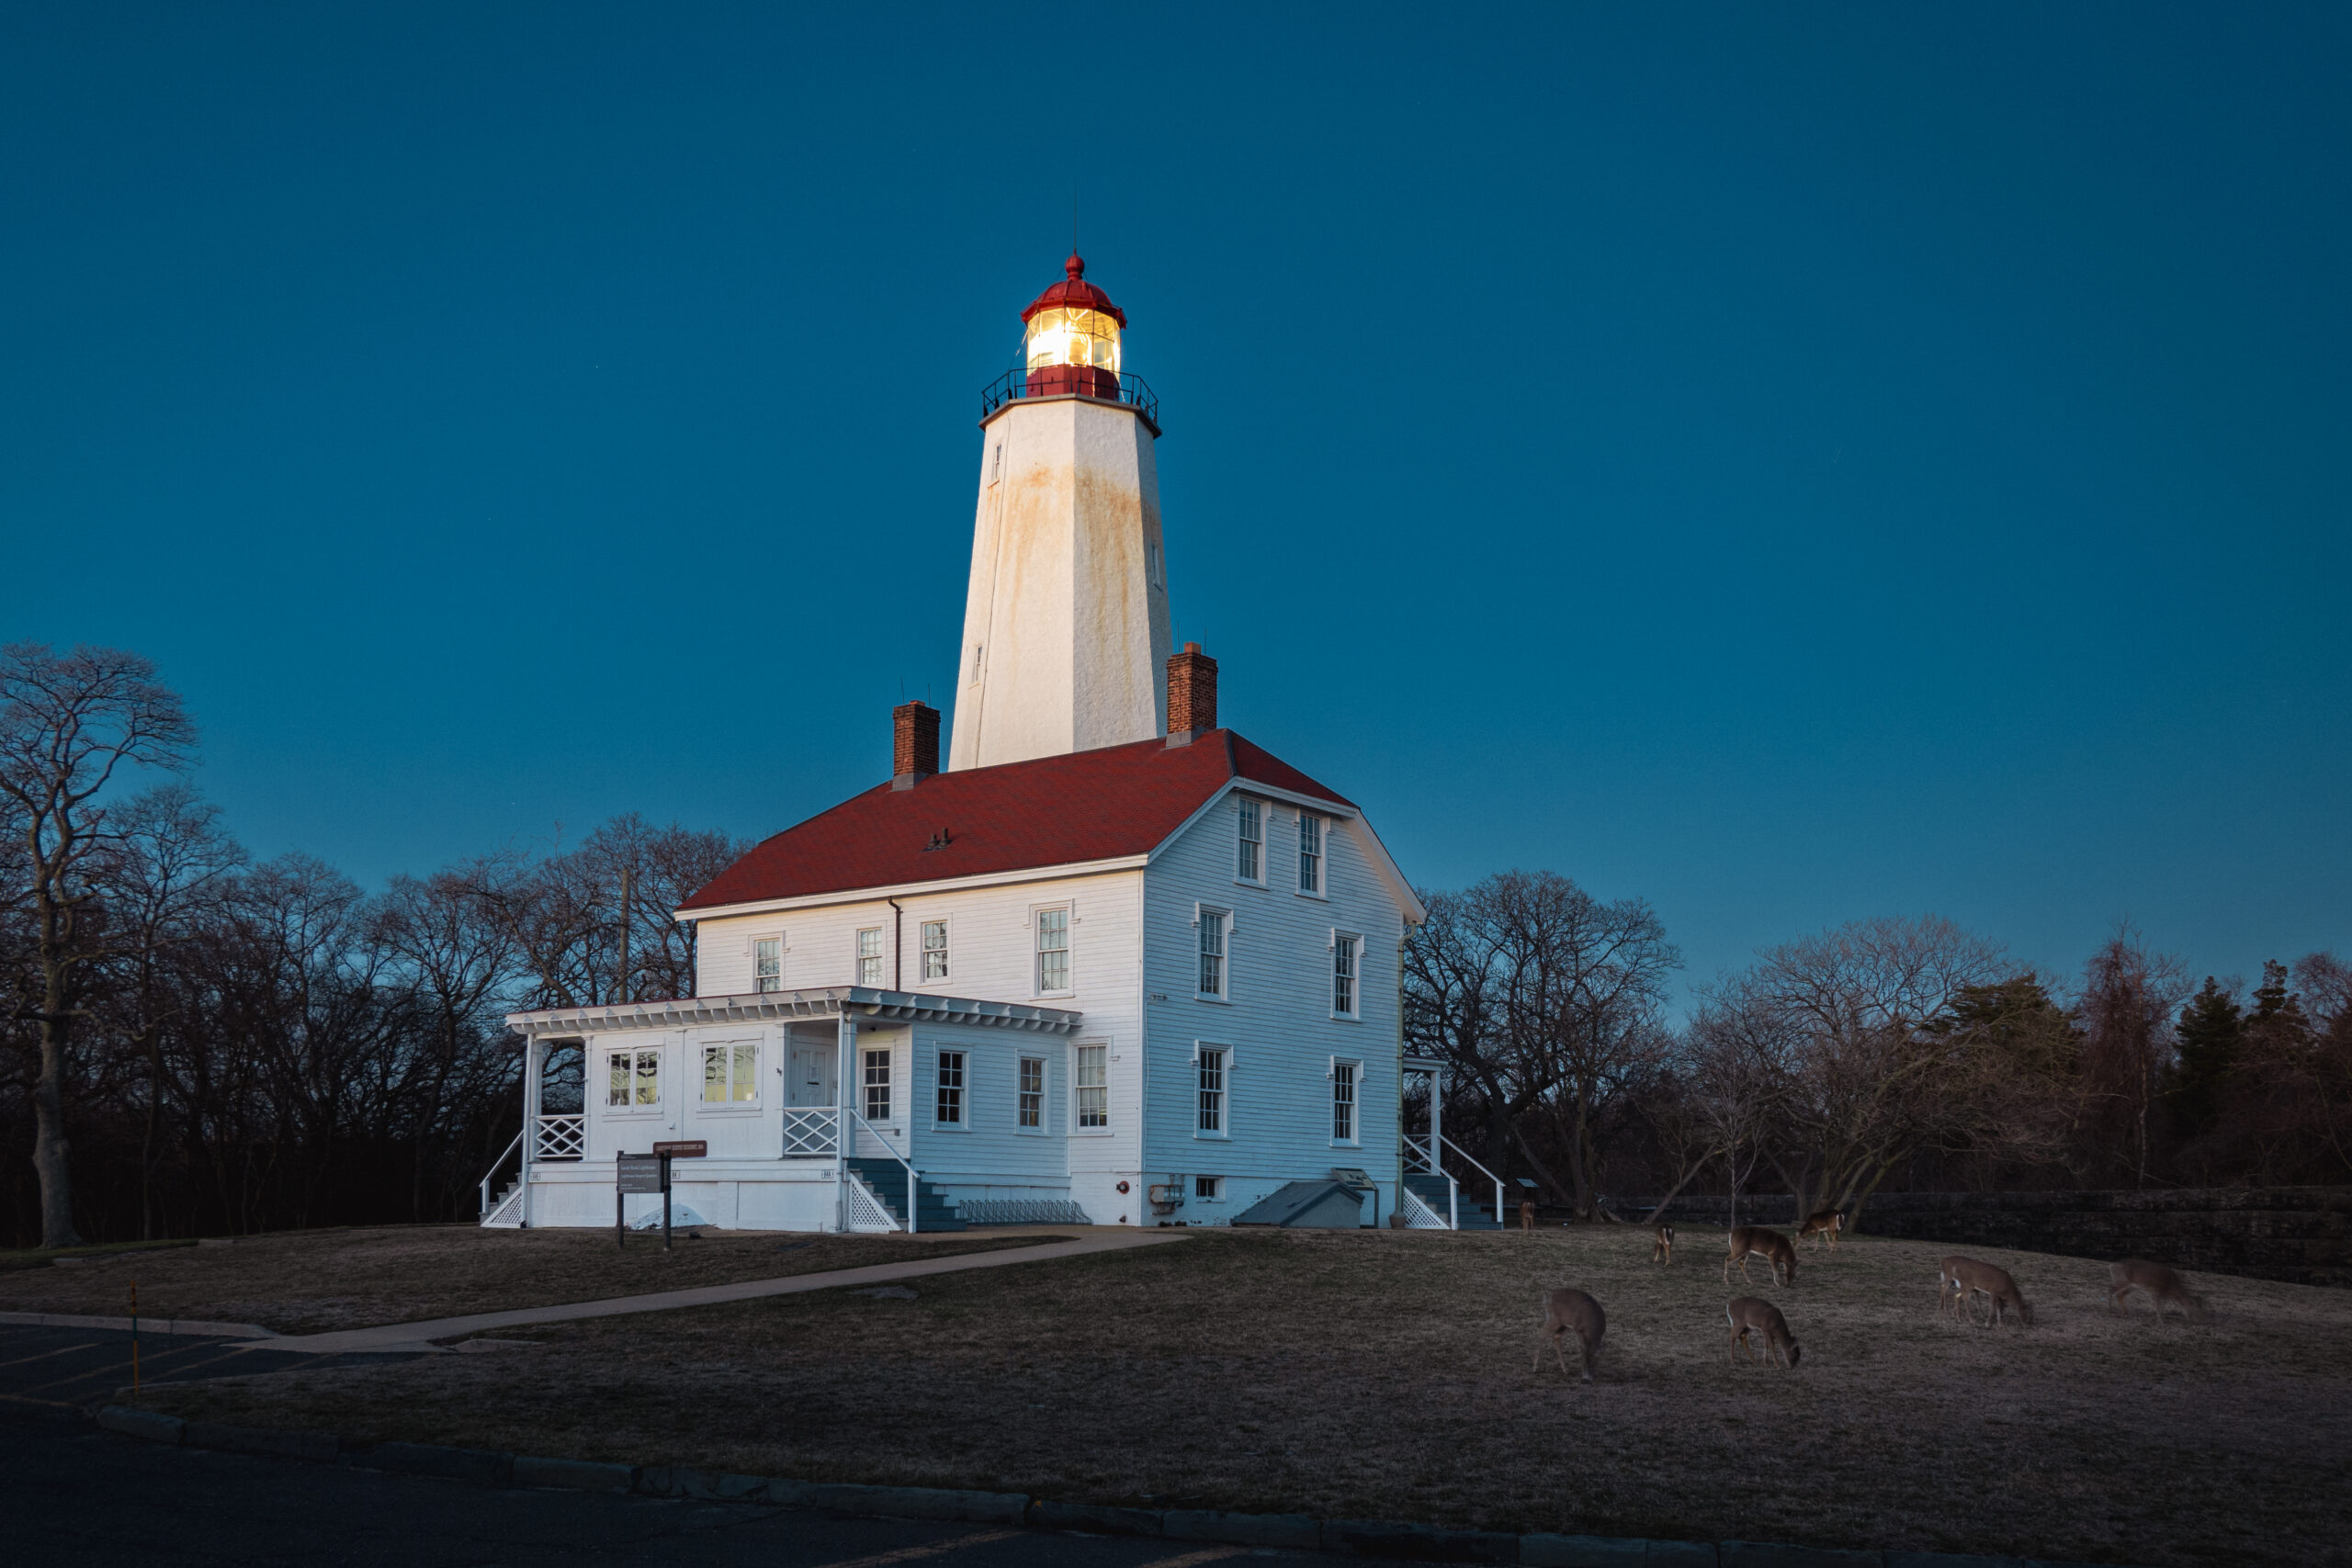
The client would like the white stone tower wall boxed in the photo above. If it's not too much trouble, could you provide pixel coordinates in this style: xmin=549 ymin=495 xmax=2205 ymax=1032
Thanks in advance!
xmin=948 ymin=396 xmax=1171 ymax=771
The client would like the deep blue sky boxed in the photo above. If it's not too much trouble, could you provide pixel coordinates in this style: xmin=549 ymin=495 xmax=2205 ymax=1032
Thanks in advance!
xmin=4 ymin=5 xmax=2346 ymax=1000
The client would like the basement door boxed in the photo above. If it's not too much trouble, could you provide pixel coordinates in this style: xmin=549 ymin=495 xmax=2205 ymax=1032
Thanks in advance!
xmin=786 ymin=1027 xmax=839 ymax=1109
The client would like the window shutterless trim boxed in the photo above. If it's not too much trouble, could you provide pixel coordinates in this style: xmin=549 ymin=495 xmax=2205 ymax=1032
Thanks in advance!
xmin=1072 ymin=1042 xmax=1110 ymax=1134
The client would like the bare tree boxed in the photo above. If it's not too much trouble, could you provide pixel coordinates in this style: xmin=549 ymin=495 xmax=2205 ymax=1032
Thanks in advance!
xmin=2076 ymin=925 xmax=2189 ymax=1187
xmin=0 ymin=644 xmax=196 ymax=1247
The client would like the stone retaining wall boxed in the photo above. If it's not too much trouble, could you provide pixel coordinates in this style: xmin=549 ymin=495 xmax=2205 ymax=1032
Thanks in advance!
xmin=1614 ymin=1186 xmax=2352 ymax=1287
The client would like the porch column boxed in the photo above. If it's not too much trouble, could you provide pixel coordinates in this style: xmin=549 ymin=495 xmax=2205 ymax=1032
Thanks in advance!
xmin=833 ymin=1012 xmax=853 ymax=1232
xmin=520 ymin=1034 xmax=542 ymax=1229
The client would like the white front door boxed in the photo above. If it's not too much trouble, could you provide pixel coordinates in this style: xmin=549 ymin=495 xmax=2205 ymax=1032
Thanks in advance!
xmin=786 ymin=1033 xmax=838 ymax=1109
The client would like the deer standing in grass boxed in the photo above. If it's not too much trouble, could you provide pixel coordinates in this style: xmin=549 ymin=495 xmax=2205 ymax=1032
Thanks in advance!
xmin=1651 ymin=1223 xmax=1675 ymax=1265
xmin=1532 ymin=1287 xmax=1607 ymax=1382
xmin=1796 ymin=1209 xmax=1845 ymax=1251
xmin=1725 ymin=1297 xmax=1802 ymax=1369
xmin=1724 ymin=1225 xmax=1797 ymax=1287
xmin=1939 ymin=1256 xmax=2033 ymax=1327
xmin=2108 ymin=1259 xmax=2209 ymax=1323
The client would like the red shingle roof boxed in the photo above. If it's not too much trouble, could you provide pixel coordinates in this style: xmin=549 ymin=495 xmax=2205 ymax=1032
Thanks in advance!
xmin=678 ymin=730 xmax=1351 ymax=912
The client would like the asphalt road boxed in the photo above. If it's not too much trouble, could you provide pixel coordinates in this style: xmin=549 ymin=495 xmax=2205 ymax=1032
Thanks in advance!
xmin=0 ymin=1325 xmax=1302 ymax=1567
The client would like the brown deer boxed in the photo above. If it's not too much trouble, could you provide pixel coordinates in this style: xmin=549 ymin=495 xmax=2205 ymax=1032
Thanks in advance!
xmin=1939 ymin=1256 xmax=2033 ymax=1327
xmin=2108 ymin=1259 xmax=2209 ymax=1323
xmin=1532 ymin=1287 xmax=1607 ymax=1382
xmin=1725 ymin=1296 xmax=1802 ymax=1369
xmin=1796 ymin=1209 xmax=1845 ymax=1251
xmin=1651 ymin=1222 xmax=1675 ymax=1265
xmin=1519 ymin=1201 xmax=1537 ymax=1232
xmin=1724 ymin=1225 xmax=1798 ymax=1287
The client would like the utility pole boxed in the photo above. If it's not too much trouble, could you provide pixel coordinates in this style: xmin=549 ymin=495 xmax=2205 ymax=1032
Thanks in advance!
xmin=617 ymin=865 xmax=632 ymax=1004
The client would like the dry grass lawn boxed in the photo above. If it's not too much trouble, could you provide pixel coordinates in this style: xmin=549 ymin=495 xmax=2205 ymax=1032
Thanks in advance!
xmin=130 ymin=1225 xmax=2352 ymax=1566
xmin=0 ymin=1224 xmax=1055 ymax=1333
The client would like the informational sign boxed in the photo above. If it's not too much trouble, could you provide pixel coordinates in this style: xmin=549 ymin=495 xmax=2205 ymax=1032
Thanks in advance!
xmin=616 ymin=1154 xmax=665 ymax=1194
xmin=651 ymin=1140 xmax=707 ymax=1158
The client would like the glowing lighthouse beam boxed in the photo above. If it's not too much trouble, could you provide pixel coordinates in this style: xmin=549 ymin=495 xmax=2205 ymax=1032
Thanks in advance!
xmin=949 ymin=255 xmax=1171 ymax=772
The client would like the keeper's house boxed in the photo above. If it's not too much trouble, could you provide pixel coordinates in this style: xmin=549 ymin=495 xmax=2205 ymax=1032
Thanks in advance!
xmin=492 ymin=254 xmax=1439 ymax=1235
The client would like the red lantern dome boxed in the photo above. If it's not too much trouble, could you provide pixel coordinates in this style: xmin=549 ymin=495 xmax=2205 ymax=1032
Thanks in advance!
xmin=1020 ymin=254 xmax=1125 ymax=401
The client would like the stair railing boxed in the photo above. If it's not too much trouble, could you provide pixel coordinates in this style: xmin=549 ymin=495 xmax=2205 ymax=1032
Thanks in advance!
xmin=477 ymin=1129 xmax=523 ymax=1219
xmin=1440 ymin=1133 xmax=1505 ymax=1231
xmin=846 ymin=1108 xmax=920 ymax=1235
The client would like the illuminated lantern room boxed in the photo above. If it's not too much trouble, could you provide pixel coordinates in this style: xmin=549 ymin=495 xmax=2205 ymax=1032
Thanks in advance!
xmin=1021 ymin=254 xmax=1127 ymax=400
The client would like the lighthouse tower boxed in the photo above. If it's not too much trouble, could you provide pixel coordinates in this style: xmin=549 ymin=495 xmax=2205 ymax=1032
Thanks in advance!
xmin=946 ymin=255 xmax=1172 ymax=772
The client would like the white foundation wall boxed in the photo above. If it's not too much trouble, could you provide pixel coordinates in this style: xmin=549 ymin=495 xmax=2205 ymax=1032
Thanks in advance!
xmin=948 ymin=397 xmax=1171 ymax=771
xmin=1139 ymin=789 xmax=1408 ymax=1226
xmin=694 ymin=867 xmax=1149 ymax=1218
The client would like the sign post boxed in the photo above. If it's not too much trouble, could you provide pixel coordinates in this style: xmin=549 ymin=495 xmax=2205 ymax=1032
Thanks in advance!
xmin=616 ymin=1153 xmax=664 ymax=1250
xmin=650 ymin=1141 xmax=707 ymax=1252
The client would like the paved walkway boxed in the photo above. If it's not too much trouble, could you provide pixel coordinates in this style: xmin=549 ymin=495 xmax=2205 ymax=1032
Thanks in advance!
xmin=259 ymin=1228 xmax=1190 ymax=1354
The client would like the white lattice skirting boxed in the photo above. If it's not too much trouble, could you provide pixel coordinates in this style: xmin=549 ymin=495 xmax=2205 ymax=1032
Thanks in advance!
xmin=844 ymin=1174 xmax=901 ymax=1233
xmin=1396 ymin=1187 xmax=1450 ymax=1229
xmin=481 ymin=1187 xmax=526 ymax=1228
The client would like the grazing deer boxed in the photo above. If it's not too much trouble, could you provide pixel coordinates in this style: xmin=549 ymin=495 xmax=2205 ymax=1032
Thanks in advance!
xmin=1725 ymin=1296 xmax=1802 ymax=1369
xmin=1532 ymin=1287 xmax=1607 ymax=1382
xmin=1651 ymin=1222 xmax=1675 ymax=1265
xmin=1939 ymin=1256 xmax=2033 ymax=1327
xmin=1724 ymin=1225 xmax=1798 ymax=1288
xmin=1797 ymin=1209 xmax=1845 ymax=1251
xmin=2108 ymin=1259 xmax=2209 ymax=1323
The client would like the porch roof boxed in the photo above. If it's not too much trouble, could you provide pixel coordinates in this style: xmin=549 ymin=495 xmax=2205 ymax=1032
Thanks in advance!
xmin=504 ymin=987 xmax=1084 ymax=1039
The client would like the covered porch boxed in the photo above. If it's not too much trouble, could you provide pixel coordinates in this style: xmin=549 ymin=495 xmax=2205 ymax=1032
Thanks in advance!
xmin=485 ymin=987 xmax=1082 ymax=1234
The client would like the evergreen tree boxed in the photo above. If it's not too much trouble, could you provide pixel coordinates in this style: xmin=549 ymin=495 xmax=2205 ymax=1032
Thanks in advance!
xmin=2169 ymin=976 xmax=2244 ymax=1135
xmin=2244 ymin=959 xmax=2313 ymax=1054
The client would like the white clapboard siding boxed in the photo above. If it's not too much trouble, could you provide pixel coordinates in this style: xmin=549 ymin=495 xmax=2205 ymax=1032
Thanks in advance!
xmin=1141 ymin=791 xmax=1406 ymax=1199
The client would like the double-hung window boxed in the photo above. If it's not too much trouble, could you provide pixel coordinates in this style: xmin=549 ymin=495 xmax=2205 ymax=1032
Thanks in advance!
xmin=935 ymin=1050 xmax=966 ymax=1126
xmin=1075 ymin=1044 xmax=1107 ymax=1130
xmin=1035 ymin=907 xmax=1070 ymax=993
xmin=862 ymin=1048 xmax=891 ymax=1122
xmin=1197 ymin=908 xmax=1228 ymax=999
xmin=921 ymin=920 xmax=949 ymax=982
xmin=1018 ymin=1055 xmax=1045 ymax=1129
xmin=1297 ymin=814 xmax=1323 ymax=896
xmin=1237 ymin=796 xmax=1262 ymax=882
xmin=1332 ymin=932 xmax=1360 ymax=1018
xmin=1196 ymin=1047 xmax=1227 ymax=1134
xmin=607 ymin=1048 xmax=661 ymax=1108
xmin=753 ymin=936 xmax=783 ymax=992
xmin=856 ymin=929 xmax=884 ymax=987
xmin=701 ymin=1043 xmax=759 ymax=1104
xmin=1331 ymin=1059 xmax=1359 ymax=1143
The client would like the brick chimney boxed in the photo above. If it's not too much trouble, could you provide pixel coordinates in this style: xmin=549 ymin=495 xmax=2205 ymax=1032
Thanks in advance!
xmin=892 ymin=701 xmax=939 ymax=789
xmin=1165 ymin=643 xmax=1217 ymax=746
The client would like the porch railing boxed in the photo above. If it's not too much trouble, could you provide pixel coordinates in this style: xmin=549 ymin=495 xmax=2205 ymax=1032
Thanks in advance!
xmin=477 ymin=1129 xmax=522 ymax=1219
xmin=534 ymin=1113 xmax=585 ymax=1161
xmin=846 ymin=1109 xmax=920 ymax=1235
xmin=782 ymin=1107 xmax=837 ymax=1158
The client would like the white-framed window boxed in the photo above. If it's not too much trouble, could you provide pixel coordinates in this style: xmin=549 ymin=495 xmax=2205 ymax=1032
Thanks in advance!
xmin=1331 ymin=1058 xmax=1360 ymax=1144
xmin=921 ymin=919 xmax=949 ymax=982
xmin=935 ymin=1049 xmax=966 ymax=1126
xmin=856 ymin=929 xmax=884 ymax=987
xmin=1297 ymin=813 xmax=1323 ymax=896
xmin=862 ymin=1048 xmax=891 ymax=1122
xmin=1075 ymin=1043 xmax=1107 ymax=1131
xmin=1196 ymin=908 xmax=1228 ymax=999
xmin=606 ymin=1048 xmax=661 ymax=1109
xmin=1196 ymin=1046 xmax=1227 ymax=1135
xmin=1237 ymin=796 xmax=1263 ymax=883
xmin=701 ymin=1043 xmax=759 ymax=1105
xmin=1035 ymin=907 xmax=1070 ymax=994
xmin=753 ymin=936 xmax=783 ymax=993
xmin=1018 ymin=1055 xmax=1046 ymax=1130
xmin=1331 ymin=931 xmax=1361 ymax=1019
xmin=1193 ymin=1175 xmax=1223 ymax=1201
